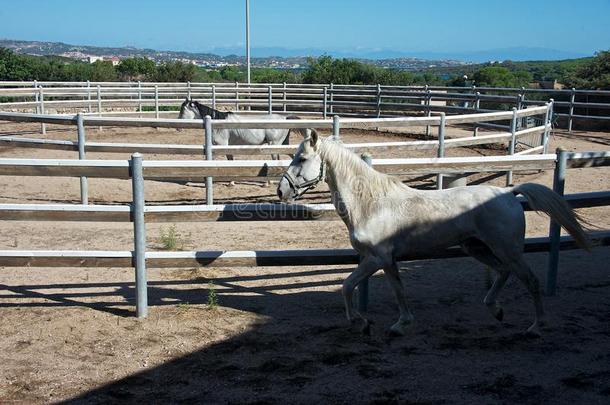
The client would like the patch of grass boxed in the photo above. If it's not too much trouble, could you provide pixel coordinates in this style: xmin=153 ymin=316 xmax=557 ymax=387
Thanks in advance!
xmin=159 ymin=224 xmax=182 ymax=250
xmin=177 ymin=302 xmax=190 ymax=310
xmin=207 ymin=282 xmax=218 ymax=309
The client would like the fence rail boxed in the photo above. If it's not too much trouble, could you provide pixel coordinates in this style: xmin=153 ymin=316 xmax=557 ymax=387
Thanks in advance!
xmin=1 ymin=81 xmax=608 ymax=130
xmin=0 ymin=150 xmax=609 ymax=316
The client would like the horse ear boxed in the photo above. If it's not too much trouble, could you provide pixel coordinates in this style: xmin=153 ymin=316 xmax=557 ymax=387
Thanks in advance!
xmin=309 ymin=129 xmax=319 ymax=148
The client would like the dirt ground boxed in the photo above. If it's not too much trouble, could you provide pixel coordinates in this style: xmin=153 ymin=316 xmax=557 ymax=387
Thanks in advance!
xmin=0 ymin=119 xmax=609 ymax=404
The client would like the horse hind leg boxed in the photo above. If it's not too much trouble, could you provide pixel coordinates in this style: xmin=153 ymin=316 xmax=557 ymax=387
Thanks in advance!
xmin=465 ymin=238 xmax=544 ymax=335
xmin=508 ymin=257 xmax=544 ymax=336
xmin=461 ymin=238 xmax=509 ymax=322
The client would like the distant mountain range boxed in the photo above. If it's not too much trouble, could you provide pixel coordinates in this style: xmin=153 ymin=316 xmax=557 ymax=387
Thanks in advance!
xmin=209 ymin=45 xmax=589 ymax=62
xmin=0 ymin=38 xmax=590 ymax=70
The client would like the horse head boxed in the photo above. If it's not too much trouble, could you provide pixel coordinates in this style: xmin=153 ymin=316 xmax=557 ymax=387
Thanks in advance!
xmin=178 ymin=97 xmax=201 ymax=120
xmin=277 ymin=129 xmax=325 ymax=202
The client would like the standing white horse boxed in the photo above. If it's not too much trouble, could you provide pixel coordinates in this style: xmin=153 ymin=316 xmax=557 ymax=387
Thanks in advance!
xmin=178 ymin=98 xmax=308 ymax=160
xmin=277 ymin=131 xmax=589 ymax=336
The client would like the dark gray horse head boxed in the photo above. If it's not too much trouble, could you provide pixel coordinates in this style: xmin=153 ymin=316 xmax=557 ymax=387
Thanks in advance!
xmin=178 ymin=98 xmax=228 ymax=120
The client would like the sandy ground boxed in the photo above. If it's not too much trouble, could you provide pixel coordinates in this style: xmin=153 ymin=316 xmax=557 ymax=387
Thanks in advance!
xmin=0 ymin=120 xmax=609 ymax=404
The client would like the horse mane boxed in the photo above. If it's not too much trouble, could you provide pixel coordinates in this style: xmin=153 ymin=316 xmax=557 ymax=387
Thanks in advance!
xmin=193 ymin=100 xmax=230 ymax=119
xmin=319 ymin=138 xmax=407 ymax=204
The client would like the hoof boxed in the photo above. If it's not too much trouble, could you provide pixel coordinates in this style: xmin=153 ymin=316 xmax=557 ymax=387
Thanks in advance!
xmin=360 ymin=321 xmax=371 ymax=336
xmin=525 ymin=323 xmax=542 ymax=338
xmin=388 ymin=321 xmax=411 ymax=337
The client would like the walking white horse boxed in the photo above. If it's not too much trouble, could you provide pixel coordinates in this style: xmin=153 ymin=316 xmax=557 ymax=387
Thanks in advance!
xmin=277 ymin=131 xmax=589 ymax=336
xmin=178 ymin=98 xmax=308 ymax=160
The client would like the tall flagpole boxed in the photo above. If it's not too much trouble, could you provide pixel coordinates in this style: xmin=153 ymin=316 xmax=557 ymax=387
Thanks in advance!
xmin=246 ymin=0 xmax=251 ymax=84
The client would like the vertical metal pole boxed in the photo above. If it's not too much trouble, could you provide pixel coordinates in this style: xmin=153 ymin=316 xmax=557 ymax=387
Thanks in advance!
xmin=268 ymin=85 xmax=273 ymax=114
xmin=137 ymin=81 xmax=142 ymax=114
xmin=436 ymin=113 xmax=445 ymax=190
xmin=542 ymin=102 xmax=551 ymax=153
xmin=39 ymin=86 xmax=46 ymax=135
xmin=376 ymin=83 xmax=382 ymax=118
xmin=204 ymin=115 xmax=214 ymax=205
xmin=473 ymin=92 xmax=481 ymax=136
xmin=329 ymin=82 xmax=334 ymax=114
xmin=506 ymin=108 xmax=518 ymax=186
xmin=543 ymin=99 xmax=554 ymax=154
xmin=425 ymin=86 xmax=432 ymax=137
xmin=97 ymin=85 xmax=102 ymax=132
xmin=358 ymin=153 xmax=373 ymax=312
xmin=212 ymin=84 xmax=217 ymax=114
xmin=322 ymin=86 xmax=328 ymax=119
xmin=235 ymin=81 xmax=240 ymax=111
xmin=34 ymin=80 xmax=39 ymax=115
xmin=283 ymin=82 xmax=287 ymax=112
xmin=568 ymin=88 xmax=576 ymax=132
xmin=246 ymin=0 xmax=251 ymax=85
xmin=332 ymin=115 xmax=340 ymax=140
xmin=546 ymin=148 xmax=567 ymax=296
xmin=87 ymin=80 xmax=92 ymax=113
xmin=187 ymin=81 xmax=191 ymax=99
xmin=154 ymin=85 xmax=159 ymax=119
xmin=76 ymin=114 xmax=88 ymax=205
xmin=131 ymin=152 xmax=148 ymax=318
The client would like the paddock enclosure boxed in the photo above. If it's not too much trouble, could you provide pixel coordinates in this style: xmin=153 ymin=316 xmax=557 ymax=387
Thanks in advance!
xmin=1 ymin=81 xmax=609 ymax=403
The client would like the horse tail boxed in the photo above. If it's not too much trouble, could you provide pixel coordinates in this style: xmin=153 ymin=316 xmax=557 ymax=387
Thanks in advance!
xmin=512 ymin=183 xmax=590 ymax=250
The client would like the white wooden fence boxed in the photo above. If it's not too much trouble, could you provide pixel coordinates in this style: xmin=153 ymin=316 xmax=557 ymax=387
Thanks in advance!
xmin=0 ymin=81 xmax=608 ymax=130
xmin=0 ymin=151 xmax=609 ymax=317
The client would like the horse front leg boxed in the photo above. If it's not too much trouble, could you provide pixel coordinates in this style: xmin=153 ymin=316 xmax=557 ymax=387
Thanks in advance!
xmin=383 ymin=261 xmax=415 ymax=336
xmin=342 ymin=255 xmax=380 ymax=334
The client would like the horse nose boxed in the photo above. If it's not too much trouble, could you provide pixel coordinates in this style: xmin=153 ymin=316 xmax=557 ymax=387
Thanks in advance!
xmin=277 ymin=188 xmax=283 ymax=200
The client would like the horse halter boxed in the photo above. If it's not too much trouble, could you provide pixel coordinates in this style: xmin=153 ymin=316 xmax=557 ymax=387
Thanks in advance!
xmin=281 ymin=161 xmax=327 ymax=199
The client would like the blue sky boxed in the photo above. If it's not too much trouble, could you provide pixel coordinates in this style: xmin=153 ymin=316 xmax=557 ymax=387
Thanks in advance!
xmin=0 ymin=0 xmax=609 ymax=57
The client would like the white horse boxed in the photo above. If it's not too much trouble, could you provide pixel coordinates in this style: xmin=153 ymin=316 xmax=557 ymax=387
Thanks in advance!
xmin=178 ymin=98 xmax=308 ymax=160
xmin=277 ymin=131 xmax=589 ymax=336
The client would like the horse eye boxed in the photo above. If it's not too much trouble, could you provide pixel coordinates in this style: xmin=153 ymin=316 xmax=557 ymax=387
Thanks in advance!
xmin=298 ymin=156 xmax=307 ymax=163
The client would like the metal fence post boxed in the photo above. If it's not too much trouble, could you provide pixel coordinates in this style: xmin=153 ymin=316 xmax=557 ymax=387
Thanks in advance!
xmin=212 ymin=84 xmax=216 ymax=112
xmin=154 ymin=85 xmax=159 ymax=119
xmin=542 ymin=102 xmax=552 ymax=154
xmin=358 ymin=152 xmax=373 ymax=312
xmin=283 ymin=82 xmax=287 ymax=113
xmin=329 ymin=82 xmax=334 ymax=114
xmin=506 ymin=108 xmax=518 ymax=186
xmin=546 ymin=148 xmax=567 ymax=296
xmin=87 ymin=80 xmax=92 ymax=113
xmin=568 ymin=88 xmax=576 ymax=132
xmin=473 ymin=92 xmax=481 ymax=136
xmin=130 ymin=152 xmax=148 ymax=318
xmin=204 ymin=115 xmax=214 ymax=205
xmin=38 ymin=86 xmax=46 ymax=135
xmin=235 ymin=81 xmax=239 ymax=111
xmin=543 ymin=100 xmax=554 ymax=154
xmin=323 ymin=86 xmax=328 ymax=119
xmin=436 ymin=113 xmax=446 ymax=190
xmin=187 ymin=81 xmax=191 ymax=99
xmin=425 ymin=86 xmax=432 ymax=137
xmin=76 ymin=114 xmax=88 ymax=205
xmin=376 ymin=83 xmax=382 ymax=118
xmin=268 ymin=85 xmax=273 ymax=114
xmin=332 ymin=115 xmax=340 ymax=140
xmin=97 ymin=85 xmax=102 ymax=132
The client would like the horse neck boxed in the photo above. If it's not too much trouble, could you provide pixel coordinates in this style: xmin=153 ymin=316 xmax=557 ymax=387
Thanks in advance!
xmin=319 ymin=139 xmax=409 ymax=227
xmin=195 ymin=102 xmax=228 ymax=119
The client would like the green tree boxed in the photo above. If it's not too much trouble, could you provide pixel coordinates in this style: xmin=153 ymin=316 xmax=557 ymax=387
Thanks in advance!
xmin=565 ymin=50 xmax=610 ymax=89
xmin=117 ymin=57 xmax=156 ymax=81
xmin=472 ymin=66 xmax=532 ymax=88
xmin=151 ymin=61 xmax=197 ymax=82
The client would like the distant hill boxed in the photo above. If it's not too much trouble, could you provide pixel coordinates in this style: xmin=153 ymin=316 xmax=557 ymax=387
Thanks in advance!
xmin=0 ymin=38 xmax=471 ymax=70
